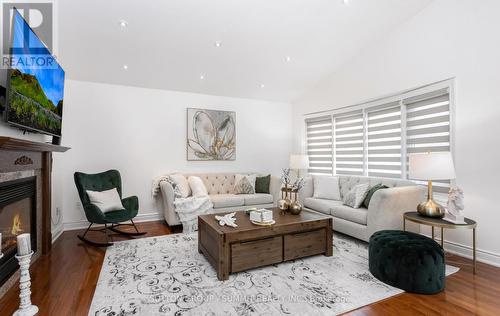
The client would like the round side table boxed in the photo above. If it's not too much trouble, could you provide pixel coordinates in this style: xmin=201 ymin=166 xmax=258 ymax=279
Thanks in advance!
xmin=403 ymin=211 xmax=477 ymax=274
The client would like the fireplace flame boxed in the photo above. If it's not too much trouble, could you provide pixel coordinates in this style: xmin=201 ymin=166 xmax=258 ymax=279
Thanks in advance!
xmin=11 ymin=214 xmax=24 ymax=235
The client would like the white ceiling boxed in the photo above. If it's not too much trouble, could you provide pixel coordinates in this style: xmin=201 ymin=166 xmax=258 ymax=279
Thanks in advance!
xmin=58 ymin=0 xmax=432 ymax=102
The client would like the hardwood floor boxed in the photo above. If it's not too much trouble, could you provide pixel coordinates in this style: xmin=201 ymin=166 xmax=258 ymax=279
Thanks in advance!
xmin=0 ymin=221 xmax=498 ymax=315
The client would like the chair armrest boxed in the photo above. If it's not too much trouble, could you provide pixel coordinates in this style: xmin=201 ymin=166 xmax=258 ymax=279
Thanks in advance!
xmin=122 ymin=196 xmax=139 ymax=218
xmin=83 ymin=204 xmax=106 ymax=224
xmin=367 ymin=185 xmax=426 ymax=236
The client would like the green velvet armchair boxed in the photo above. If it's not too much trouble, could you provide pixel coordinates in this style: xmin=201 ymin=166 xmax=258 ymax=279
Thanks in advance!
xmin=74 ymin=169 xmax=145 ymax=247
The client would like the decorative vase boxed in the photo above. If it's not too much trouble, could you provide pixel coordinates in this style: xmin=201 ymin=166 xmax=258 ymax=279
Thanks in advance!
xmin=289 ymin=190 xmax=302 ymax=215
xmin=278 ymin=186 xmax=292 ymax=211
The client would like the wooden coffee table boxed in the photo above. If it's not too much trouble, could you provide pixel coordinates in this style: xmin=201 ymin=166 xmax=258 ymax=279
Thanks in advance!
xmin=198 ymin=207 xmax=333 ymax=281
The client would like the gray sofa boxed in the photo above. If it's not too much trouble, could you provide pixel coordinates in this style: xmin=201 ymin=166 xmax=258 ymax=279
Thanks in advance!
xmin=157 ymin=173 xmax=281 ymax=226
xmin=300 ymin=175 xmax=425 ymax=242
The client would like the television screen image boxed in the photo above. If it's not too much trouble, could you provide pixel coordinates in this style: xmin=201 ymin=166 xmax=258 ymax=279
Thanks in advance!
xmin=5 ymin=10 xmax=65 ymax=136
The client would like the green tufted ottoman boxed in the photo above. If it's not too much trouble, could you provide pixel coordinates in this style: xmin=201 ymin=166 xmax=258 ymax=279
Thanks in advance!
xmin=369 ymin=230 xmax=445 ymax=294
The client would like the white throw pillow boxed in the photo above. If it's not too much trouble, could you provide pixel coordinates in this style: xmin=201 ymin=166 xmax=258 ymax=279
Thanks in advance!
xmin=188 ymin=176 xmax=208 ymax=197
xmin=170 ymin=174 xmax=191 ymax=198
xmin=313 ymin=176 xmax=341 ymax=200
xmin=342 ymin=183 xmax=370 ymax=209
xmin=86 ymin=188 xmax=124 ymax=213
xmin=234 ymin=174 xmax=256 ymax=194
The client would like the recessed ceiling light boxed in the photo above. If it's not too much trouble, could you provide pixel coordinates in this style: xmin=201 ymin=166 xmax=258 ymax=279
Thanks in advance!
xmin=260 ymin=84 xmax=265 ymax=88
xmin=200 ymin=74 xmax=205 ymax=80
xmin=342 ymin=0 xmax=349 ymax=5
xmin=285 ymin=56 xmax=291 ymax=62
xmin=123 ymin=64 xmax=128 ymax=70
xmin=119 ymin=20 xmax=128 ymax=28
xmin=214 ymin=41 xmax=222 ymax=47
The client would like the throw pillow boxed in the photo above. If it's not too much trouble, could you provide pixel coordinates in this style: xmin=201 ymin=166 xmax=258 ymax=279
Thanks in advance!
xmin=343 ymin=183 xmax=370 ymax=209
xmin=234 ymin=174 xmax=256 ymax=194
xmin=86 ymin=188 xmax=124 ymax=213
xmin=170 ymin=174 xmax=191 ymax=198
xmin=255 ymin=175 xmax=271 ymax=194
xmin=188 ymin=176 xmax=208 ymax=197
xmin=313 ymin=176 xmax=341 ymax=200
xmin=363 ymin=184 xmax=389 ymax=208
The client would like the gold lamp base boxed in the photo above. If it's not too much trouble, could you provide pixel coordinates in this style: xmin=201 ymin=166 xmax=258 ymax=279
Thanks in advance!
xmin=417 ymin=180 xmax=445 ymax=218
xmin=417 ymin=199 xmax=445 ymax=218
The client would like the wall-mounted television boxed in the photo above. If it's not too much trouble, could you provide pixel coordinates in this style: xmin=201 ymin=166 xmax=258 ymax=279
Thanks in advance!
xmin=4 ymin=9 xmax=65 ymax=137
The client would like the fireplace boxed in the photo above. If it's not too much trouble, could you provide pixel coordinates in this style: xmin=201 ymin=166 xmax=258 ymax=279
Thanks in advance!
xmin=0 ymin=177 xmax=37 ymax=287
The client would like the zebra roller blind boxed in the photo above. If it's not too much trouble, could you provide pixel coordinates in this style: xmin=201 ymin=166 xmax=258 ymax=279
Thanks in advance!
xmin=367 ymin=103 xmax=402 ymax=178
xmin=306 ymin=115 xmax=333 ymax=175
xmin=304 ymin=82 xmax=453 ymax=191
xmin=334 ymin=111 xmax=364 ymax=175
xmin=405 ymin=89 xmax=451 ymax=193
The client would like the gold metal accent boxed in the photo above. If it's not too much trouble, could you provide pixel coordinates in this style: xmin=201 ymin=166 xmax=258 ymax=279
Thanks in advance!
xmin=289 ymin=190 xmax=302 ymax=215
xmin=417 ymin=180 xmax=446 ymax=218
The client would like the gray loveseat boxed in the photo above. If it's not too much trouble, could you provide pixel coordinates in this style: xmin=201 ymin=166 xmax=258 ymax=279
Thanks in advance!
xmin=300 ymin=175 xmax=425 ymax=242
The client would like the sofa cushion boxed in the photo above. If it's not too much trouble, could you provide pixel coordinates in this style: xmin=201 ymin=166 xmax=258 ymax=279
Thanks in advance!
xmin=239 ymin=193 xmax=273 ymax=205
xmin=304 ymin=197 xmax=343 ymax=215
xmin=255 ymin=175 xmax=271 ymax=193
xmin=339 ymin=177 xmax=368 ymax=200
xmin=188 ymin=176 xmax=208 ymax=197
xmin=342 ymin=182 xmax=370 ymax=208
xmin=209 ymin=194 xmax=245 ymax=208
xmin=313 ymin=175 xmax=341 ymax=200
xmin=194 ymin=174 xmax=236 ymax=195
xmin=170 ymin=174 xmax=191 ymax=198
xmin=331 ymin=204 xmax=368 ymax=225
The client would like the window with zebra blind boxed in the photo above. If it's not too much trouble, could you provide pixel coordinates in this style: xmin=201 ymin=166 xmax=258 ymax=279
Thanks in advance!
xmin=304 ymin=80 xmax=453 ymax=191
xmin=334 ymin=111 xmax=364 ymax=176
xmin=405 ymin=88 xmax=451 ymax=193
xmin=306 ymin=115 xmax=333 ymax=175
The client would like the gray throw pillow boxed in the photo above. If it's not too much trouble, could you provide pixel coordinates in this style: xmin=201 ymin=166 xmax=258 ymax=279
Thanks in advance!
xmin=342 ymin=183 xmax=370 ymax=208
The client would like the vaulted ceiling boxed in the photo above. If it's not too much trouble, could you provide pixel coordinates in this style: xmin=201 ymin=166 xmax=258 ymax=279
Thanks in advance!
xmin=58 ymin=0 xmax=432 ymax=102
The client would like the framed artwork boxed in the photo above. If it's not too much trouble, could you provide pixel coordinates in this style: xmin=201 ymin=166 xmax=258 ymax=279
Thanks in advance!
xmin=187 ymin=108 xmax=236 ymax=161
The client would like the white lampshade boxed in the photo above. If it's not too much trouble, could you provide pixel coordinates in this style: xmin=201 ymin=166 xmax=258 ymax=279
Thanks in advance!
xmin=409 ymin=152 xmax=456 ymax=180
xmin=289 ymin=154 xmax=309 ymax=170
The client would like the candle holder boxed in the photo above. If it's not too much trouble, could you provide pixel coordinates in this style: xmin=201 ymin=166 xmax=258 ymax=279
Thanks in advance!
xmin=13 ymin=251 xmax=38 ymax=316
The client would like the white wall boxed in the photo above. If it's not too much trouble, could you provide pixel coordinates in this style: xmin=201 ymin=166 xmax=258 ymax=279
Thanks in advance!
xmin=58 ymin=80 xmax=292 ymax=229
xmin=292 ymin=0 xmax=500 ymax=266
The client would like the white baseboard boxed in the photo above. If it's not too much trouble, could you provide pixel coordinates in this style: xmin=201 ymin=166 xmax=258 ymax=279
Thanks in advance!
xmin=51 ymin=227 xmax=64 ymax=243
xmin=423 ymin=234 xmax=500 ymax=268
xmin=63 ymin=212 xmax=164 ymax=231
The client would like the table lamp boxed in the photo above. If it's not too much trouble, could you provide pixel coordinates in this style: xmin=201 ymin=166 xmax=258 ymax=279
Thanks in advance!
xmin=409 ymin=152 xmax=456 ymax=218
xmin=289 ymin=154 xmax=309 ymax=178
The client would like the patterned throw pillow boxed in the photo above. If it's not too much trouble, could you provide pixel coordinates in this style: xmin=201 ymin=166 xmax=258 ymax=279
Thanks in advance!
xmin=234 ymin=174 xmax=256 ymax=194
xmin=343 ymin=183 xmax=370 ymax=208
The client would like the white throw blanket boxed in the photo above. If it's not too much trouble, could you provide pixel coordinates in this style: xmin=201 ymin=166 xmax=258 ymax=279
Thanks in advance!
xmin=173 ymin=196 xmax=213 ymax=233
xmin=152 ymin=174 xmax=213 ymax=233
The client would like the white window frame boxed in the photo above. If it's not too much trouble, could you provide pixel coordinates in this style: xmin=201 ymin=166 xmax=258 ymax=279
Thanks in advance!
xmin=304 ymin=79 xmax=456 ymax=195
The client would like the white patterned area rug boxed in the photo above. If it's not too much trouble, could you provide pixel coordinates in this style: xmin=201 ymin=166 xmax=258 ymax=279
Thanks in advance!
xmin=89 ymin=233 xmax=459 ymax=316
